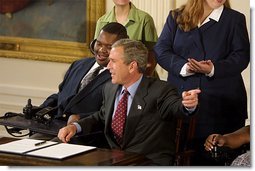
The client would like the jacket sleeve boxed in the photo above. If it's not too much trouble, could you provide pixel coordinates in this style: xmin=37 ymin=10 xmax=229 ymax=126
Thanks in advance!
xmin=77 ymin=85 xmax=107 ymax=135
xmin=154 ymin=11 xmax=187 ymax=76
xmin=157 ymin=82 xmax=196 ymax=120
xmin=40 ymin=61 xmax=76 ymax=108
xmin=214 ymin=13 xmax=250 ymax=78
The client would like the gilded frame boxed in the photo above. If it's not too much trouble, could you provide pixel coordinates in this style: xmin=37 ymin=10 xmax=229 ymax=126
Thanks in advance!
xmin=0 ymin=0 xmax=105 ymax=63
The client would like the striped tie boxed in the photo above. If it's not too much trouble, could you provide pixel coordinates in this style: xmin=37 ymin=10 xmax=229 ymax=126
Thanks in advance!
xmin=79 ymin=66 xmax=103 ymax=92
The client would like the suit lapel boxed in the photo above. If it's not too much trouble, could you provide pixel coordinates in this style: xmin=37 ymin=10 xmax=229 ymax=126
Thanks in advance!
xmin=72 ymin=59 xmax=95 ymax=93
xmin=200 ymin=19 xmax=217 ymax=32
xmin=104 ymin=84 xmax=120 ymax=146
xmin=103 ymin=78 xmax=150 ymax=148
xmin=62 ymin=60 xmax=94 ymax=112
xmin=190 ymin=19 xmax=217 ymax=53
xmin=65 ymin=70 xmax=111 ymax=111
xmin=121 ymin=77 xmax=149 ymax=148
xmin=190 ymin=28 xmax=204 ymax=53
xmin=77 ymin=70 xmax=111 ymax=98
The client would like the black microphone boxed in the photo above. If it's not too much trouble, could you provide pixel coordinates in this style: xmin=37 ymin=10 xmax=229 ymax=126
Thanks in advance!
xmin=23 ymin=99 xmax=33 ymax=119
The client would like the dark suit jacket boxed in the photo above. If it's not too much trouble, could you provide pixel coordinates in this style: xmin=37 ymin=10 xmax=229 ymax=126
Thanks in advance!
xmin=154 ymin=7 xmax=250 ymax=137
xmin=40 ymin=58 xmax=111 ymax=147
xmin=41 ymin=58 xmax=111 ymax=120
xmin=77 ymin=76 xmax=194 ymax=165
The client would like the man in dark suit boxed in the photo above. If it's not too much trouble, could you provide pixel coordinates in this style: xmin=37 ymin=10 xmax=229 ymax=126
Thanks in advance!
xmin=30 ymin=22 xmax=129 ymax=147
xmin=58 ymin=39 xmax=201 ymax=165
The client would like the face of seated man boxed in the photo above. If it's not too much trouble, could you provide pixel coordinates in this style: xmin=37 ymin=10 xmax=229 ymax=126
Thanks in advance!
xmin=93 ymin=31 xmax=119 ymax=67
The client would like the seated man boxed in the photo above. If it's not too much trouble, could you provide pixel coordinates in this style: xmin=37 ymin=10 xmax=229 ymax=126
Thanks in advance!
xmin=30 ymin=22 xmax=129 ymax=148
xmin=58 ymin=39 xmax=201 ymax=165
xmin=204 ymin=125 xmax=250 ymax=166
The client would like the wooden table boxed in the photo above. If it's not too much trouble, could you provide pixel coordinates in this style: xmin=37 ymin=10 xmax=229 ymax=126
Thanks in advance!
xmin=0 ymin=137 xmax=151 ymax=166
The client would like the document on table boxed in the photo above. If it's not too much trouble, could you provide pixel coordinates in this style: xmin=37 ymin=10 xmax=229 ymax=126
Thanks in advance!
xmin=0 ymin=139 xmax=96 ymax=159
xmin=27 ymin=143 xmax=96 ymax=159
xmin=0 ymin=139 xmax=58 ymax=154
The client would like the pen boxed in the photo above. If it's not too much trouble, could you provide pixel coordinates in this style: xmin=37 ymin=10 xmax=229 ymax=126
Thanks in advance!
xmin=34 ymin=140 xmax=47 ymax=146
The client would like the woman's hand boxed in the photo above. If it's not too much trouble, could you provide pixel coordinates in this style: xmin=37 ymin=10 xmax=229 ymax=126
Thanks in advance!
xmin=187 ymin=58 xmax=213 ymax=74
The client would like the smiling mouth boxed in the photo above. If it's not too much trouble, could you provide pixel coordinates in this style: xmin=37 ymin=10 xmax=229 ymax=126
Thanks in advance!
xmin=96 ymin=54 xmax=108 ymax=61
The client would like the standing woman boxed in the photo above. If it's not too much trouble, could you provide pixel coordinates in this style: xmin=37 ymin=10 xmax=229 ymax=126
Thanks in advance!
xmin=154 ymin=0 xmax=250 ymax=165
xmin=94 ymin=0 xmax=158 ymax=77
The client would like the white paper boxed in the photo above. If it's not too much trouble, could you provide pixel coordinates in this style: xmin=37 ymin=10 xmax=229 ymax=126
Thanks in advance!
xmin=27 ymin=143 xmax=96 ymax=159
xmin=0 ymin=139 xmax=58 ymax=154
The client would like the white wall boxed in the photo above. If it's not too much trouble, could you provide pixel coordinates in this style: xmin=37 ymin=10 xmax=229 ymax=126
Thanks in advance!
xmin=0 ymin=58 xmax=70 ymax=114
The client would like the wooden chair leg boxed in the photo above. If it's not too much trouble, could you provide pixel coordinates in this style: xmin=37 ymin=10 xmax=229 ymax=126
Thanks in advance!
xmin=174 ymin=117 xmax=197 ymax=166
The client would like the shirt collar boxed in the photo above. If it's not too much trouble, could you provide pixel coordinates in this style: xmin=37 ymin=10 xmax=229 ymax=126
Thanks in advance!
xmin=120 ymin=75 xmax=143 ymax=98
xmin=91 ymin=62 xmax=106 ymax=72
xmin=108 ymin=2 xmax=137 ymax=26
xmin=200 ymin=5 xmax=224 ymax=26
xmin=126 ymin=2 xmax=136 ymax=23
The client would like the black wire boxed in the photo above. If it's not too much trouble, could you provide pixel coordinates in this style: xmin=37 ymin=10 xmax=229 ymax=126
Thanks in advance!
xmin=4 ymin=126 xmax=30 ymax=137
xmin=1 ymin=112 xmax=30 ymax=137
xmin=0 ymin=112 xmax=23 ymax=119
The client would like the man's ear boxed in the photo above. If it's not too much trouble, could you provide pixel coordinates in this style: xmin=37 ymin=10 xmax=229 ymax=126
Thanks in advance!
xmin=129 ymin=61 xmax=138 ymax=73
xmin=89 ymin=39 xmax=97 ymax=54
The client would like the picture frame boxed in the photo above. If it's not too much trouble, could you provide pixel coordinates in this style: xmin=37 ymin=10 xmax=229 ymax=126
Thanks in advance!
xmin=0 ymin=0 xmax=105 ymax=63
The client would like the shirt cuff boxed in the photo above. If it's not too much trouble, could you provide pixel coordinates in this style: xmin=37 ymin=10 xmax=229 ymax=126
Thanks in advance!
xmin=185 ymin=107 xmax=196 ymax=114
xmin=205 ymin=65 xmax=214 ymax=77
xmin=180 ymin=63 xmax=195 ymax=77
xmin=72 ymin=122 xmax=82 ymax=133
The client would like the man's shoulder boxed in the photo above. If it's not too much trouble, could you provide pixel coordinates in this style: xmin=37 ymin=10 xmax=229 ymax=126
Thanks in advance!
xmin=145 ymin=76 xmax=168 ymax=84
xmin=67 ymin=58 xmax=95 ymax=72
xmin=144 ymin=77 xmax=178 ymax=91
xmin=72 ymin=57 xmax=95 ymax=65
xmin=141 ymin=77 xmax=168 ymax=88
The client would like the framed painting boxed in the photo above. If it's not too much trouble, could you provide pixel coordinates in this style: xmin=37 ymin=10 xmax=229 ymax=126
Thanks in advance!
xmin=0 ymin=0 xmax=105 ymax=63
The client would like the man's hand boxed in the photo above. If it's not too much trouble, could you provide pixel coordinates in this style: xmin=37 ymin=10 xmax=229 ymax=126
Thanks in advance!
xmin=182 ymin=89 xmax=201 ymax=109
xmin=58 ymin=124 xmax=77 ymax=143
xmin=204 ymin=134 xmax=226 ymax=151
